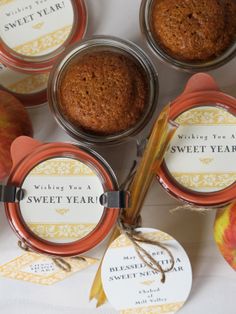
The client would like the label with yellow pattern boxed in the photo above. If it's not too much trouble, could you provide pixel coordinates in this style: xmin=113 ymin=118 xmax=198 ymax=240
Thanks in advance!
xmin=101 ymin=228 xmax=192 ymax=314
xmin=19 ymin=157 xmax=104 ymax=244
xmin=165 ymin=106 xmax=236 ymax=192
xmin=0 ymin=63 xmax=49 ymax=94
xmin=0 ymin=252 xmax=98 ymax=285
xmin=0 ymin=0 xmax=74 ymax=57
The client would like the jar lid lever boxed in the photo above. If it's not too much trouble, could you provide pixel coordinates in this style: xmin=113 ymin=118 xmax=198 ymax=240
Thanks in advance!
xmin=0 ymin=185 xmax=24 ymax=203
xmin=100 ymin=191 xmax=130 ymax=209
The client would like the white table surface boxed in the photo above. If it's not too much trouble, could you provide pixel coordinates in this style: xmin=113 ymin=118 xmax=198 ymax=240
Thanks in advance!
xmin=0 ymin=0 xmax=236 ymax=313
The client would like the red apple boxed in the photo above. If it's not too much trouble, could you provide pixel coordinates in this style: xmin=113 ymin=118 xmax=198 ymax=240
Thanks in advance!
xmin=214 ymin=203 xmax=236 ymax=270
xmin=0 ymin=90 xmax=33 ymax=180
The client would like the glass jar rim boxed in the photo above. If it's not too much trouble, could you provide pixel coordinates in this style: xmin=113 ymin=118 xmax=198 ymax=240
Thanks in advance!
xmin=0 ymin=84 xmax=47 ymax=108
xmin=0 ymin=0 xmax=87 ymax=74
xmin=158 ymin=91 xmax=236 ymax=207
xmin=0 ymin=82 xmax=48 ymax=109
xmin=5 ymin=138 xmax=119 ymax=256
xmin=140 ymin=0 xmax=236 ymax=72
xmin=48 ymin=35 xmax=159 ymax=145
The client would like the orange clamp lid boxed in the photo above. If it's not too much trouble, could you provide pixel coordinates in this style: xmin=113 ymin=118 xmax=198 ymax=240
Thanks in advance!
xmin=5 ymin=136 xmax=119 ymax=257
xmin=157 ymin=73 xmax=236 ymax=207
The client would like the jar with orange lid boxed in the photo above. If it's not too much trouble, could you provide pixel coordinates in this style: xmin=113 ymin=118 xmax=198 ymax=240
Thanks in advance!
xmin=157 ymin=73 xmax=236 ymax=207
xmin=0 ymin=136 xmax=129 ymax=256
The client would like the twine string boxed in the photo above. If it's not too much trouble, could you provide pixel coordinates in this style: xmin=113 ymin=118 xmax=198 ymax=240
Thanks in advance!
xmin=117 ymin=218 xmax=175 ymax=283
xmin=170 ymin=204 xmax=214 ymax=213
xmin=18 ymin=240 xmax=85 ymax=272
xmin=18 ymin=240 xmax=30 ymax=252
xmin=72 ymin=256 xmax=86 ymax=262
xmin=118 ymin=136 xmax=147 ymax=191
xmin=119 ymin=160 xmax=137 ymax=190
xmin=52 ymin=258 xmax=72 ymax=272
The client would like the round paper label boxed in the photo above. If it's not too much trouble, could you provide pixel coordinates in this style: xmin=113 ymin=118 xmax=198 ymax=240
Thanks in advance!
xmin=101 ymin=228 xmax=192 ymax=314
xmin=19 ymin=157 xmax=104 ymax=244
xmin=0 ymin=0 xmax=74 ymax=57
xmin=0 ymin=63 xmax=48 ymax=94
xmin=164 ymin=106 xmax=236 ymax=192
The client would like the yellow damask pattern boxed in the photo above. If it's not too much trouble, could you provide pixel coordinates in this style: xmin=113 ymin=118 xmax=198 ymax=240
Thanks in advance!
xmin=32 ymin=22 xmax=44 ymax=30
xmin=0 ymin=253 xmax=98 ymax=285
xmin=173 ymin=172 xmax=236 ymax=189
xmin=27 ymin=223 xmax=96 ymax=240
xmin=13 ymin=25 xmax=72 ymax=56
xmin=30 ymin=159 xmax=95 ymax=176
xmin=120 ymin=302 xmax=184 ymax=314
xmin=140 ymin=280 xmax=155 ymax=286
xmin=55 ymin=208 xmax=70 ymax=215
xmin=0 ymin=0 xmax=14 ymax=6
xmin=110 ymin=232 xmax=173 ymax=249
xmin=175 ymin=107 xmax=236 ymax=125
xmin=199 ymin=157 xmax=214 ymax=165
xmin=6 ymin=73 xmax=49 ymax=94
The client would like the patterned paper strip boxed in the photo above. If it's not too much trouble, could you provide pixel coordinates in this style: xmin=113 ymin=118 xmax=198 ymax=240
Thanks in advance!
xmin=172 ymin=172 xmax=236 ymax=189
xmin=7 ymin=73 xmax=49 ymax=94
xmin=175 ymin=107 xmax=236 ymax=125
xmin=13 ymin=25 xmax=72 ymax=56
xmin=0 ymin=253 xmax=98 ymax=285
xmin=27 ymin=223 xmax=96 ymax=241
xmin=120 ymin=302 xmax=184 ymax=314
xmin=110 ymin=231 xmax=173 ymax=249
xmin=30 ymin=159 xmax=95 ymax=176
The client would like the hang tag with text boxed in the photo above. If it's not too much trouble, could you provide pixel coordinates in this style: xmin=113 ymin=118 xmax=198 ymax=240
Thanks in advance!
xmin=0 ymin=252 xmax=98 ymax=286
xmin=101 ymin=228 xmax=192 ymax=314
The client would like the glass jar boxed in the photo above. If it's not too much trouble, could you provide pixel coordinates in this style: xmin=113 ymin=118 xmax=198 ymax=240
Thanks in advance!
xmin=48 ymin=35 xmax=159 ymax=145
xmin=0 ymin=63 xmax=47 ymax=107
xmin=157 ymin=73 xmax=236 ymax=207
xmin=140 ymin=0 xmax=236 ymax=72
xmin=0 ymin=0 xmax=87 ymax=73
xmin=1 ymin=136 xmax=127 ymax=257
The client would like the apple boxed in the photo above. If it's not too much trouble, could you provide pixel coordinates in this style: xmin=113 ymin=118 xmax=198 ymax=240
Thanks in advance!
xmin=214 ymin=204 xmax=236 ymax=270
xmin=0 ymin=90 xmax=33 ymax=180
